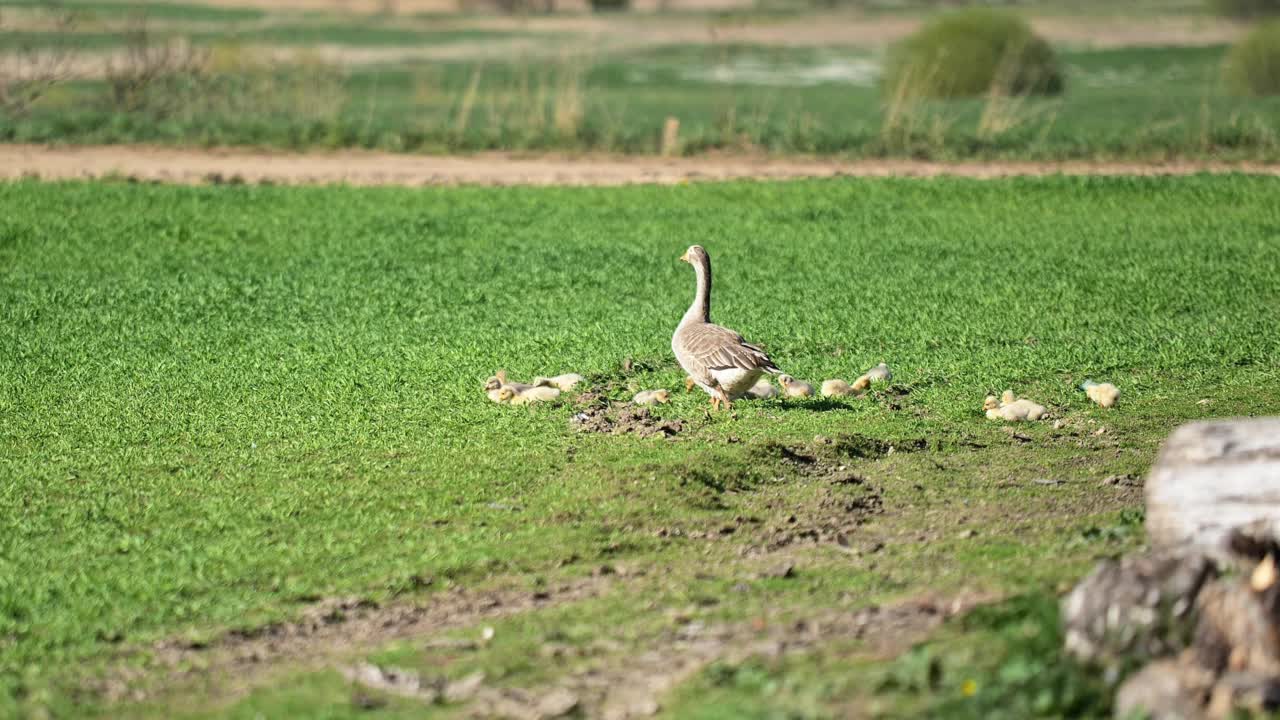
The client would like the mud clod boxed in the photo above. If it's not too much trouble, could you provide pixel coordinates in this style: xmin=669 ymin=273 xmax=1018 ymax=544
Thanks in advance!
xmin=571 ymin=402 xmax=685 ymax=438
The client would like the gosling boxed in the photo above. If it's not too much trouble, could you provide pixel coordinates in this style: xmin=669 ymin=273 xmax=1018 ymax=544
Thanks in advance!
xmin=633 ymin=389 xmax=671 ymax=406
xmin=821 ymin=379 xmax=854 ymax=398
xmin=746 ymin=378 xmax=778 ymax=399
xmin=851 ymin=375 xmax=871 ymax=393
xmin=1081 ymin=380 xmax=1119 ymax=408
xmin=985 ymin=391 xmax=1047 ymax=422
xmin=535 ymin=373 xmax=585 ymax=393
xmin=485 ymin=376 xmax=510 ymax=404
xmin=865 ymin=363 xmax=891 ymax=383
xmin=511 ymin=385 xmax=561 ymax=405
xmin=485 ymin=369 xmax=537 ymax=404
xmin=778 ymin=374 xmax=814 ymax=398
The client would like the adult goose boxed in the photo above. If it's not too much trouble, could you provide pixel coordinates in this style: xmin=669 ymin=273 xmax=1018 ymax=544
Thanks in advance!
xmin=672 ymin=245 xmax=781 ymax=411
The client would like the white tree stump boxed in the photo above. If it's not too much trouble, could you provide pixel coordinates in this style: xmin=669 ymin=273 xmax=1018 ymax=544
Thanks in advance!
xmin=1146 ymin=418 xmax=1280 ymax=558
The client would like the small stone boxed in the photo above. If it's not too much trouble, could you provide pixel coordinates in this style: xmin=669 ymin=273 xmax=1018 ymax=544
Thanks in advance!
xmin=958 ymin=529 xmax=978 ymax=539
xmin=1102 ymin=474 xmax=1140 ymax=487
xmin=442 ymin=671 xmax=485 ymax=703
xmin=760 ymin=562 xmax=795 ymax=579
xmin=536 ymin=688 xmax=580 ymax=718
xmin=1114 ymin=659 xmax=1208 ymax=720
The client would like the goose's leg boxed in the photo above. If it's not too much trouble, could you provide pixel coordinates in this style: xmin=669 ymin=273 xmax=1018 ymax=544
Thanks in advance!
xmin=707 ymin=379 xmax=724 ymax=412
xmin=716 ymin=385 xmax=733 ymax=412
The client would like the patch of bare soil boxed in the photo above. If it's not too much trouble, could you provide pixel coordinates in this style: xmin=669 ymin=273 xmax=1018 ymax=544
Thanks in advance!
xmin=570 ymin=400 xmax=686 ymax=438
xmin=4 ymin=144 xmax=1280 ymax=187
xmin=442 ymin=12 xmax=1246 ymax=50
xmin=88 ymin=576 xmax=613 ymax=705
xmin=450 ymin=592 xmax=993 ymax=719
xmin=651 ymin=436 xmax=895 ymax=552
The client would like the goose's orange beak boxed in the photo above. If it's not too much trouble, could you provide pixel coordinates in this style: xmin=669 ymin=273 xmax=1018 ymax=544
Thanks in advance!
xmin=679 ymin=250 xmax=690 ymax=263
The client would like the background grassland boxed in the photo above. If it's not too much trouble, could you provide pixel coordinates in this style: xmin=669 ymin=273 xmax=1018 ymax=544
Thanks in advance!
xmin=2 ymin=4 xmax=1280 ymax=158
xmin=2 ymin=175 xmax=1279 ymax=716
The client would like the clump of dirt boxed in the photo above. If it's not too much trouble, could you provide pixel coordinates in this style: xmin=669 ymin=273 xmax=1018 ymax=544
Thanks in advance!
xmin=870 ymin=384 xmax=914 ymax=412
xmin=815 ymin=432 xmax=927 ymax=458
xmin=570 ymin=401 xmax=685 ymax=439
xmin=648 ymin=436 xmax=891 ymax=553
xmin=759 ymin=484 xmax=885 ymax=553
xmin=753 ymin=436 xmax=882 ymax=483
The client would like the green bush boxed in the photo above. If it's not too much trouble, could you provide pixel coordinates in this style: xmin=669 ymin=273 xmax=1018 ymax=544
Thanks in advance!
xmin=1209 ymin=0 xmax=1280 ymax=18
xmin=1224 ymin=20 xmax=1280 ymax=95
xmin=882 ymin=9 xmax=1064 ymax=99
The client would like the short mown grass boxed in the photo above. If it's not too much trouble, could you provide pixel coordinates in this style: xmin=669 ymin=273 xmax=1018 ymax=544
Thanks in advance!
xmin=2 ymin=176 xmax=1279 ymax=717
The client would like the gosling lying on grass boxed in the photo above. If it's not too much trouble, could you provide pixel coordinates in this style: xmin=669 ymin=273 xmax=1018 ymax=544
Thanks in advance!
xmin=984 ymin=390 xmax=1048 ymax=422
xmin=484 ymin=370 xmax=547 ymax=404
xmin=511 ymin=385 xmax=561 ymax=405
xmin=746 ymin=378 xmax=778 ymax=399
xmin=535 ymin=373 xmax=585 ymax=392
xmin=851 ymin=375 xmax=871 ymax=393
xmin=778 ymin=374 xmax=814 ymax=398
xmin=485 ymin=371 xmax=531 ymax=404
xmin=1081 ymin=380 xmax=1119 ymax=408
xmin=633 ymin=389 xmax=671 ymax=406
xmin=865 ymin=363 xmax=892 ymax=382
xmin=821 ymin=379 xmax=854 ymax=398
xmin=485 ymin=376 xmax=508 ymax=404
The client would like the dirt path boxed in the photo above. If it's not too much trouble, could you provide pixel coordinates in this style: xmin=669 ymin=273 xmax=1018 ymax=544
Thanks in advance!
xmin=459 ymin=592 xmax=991 ymax=719
xmin=5 ymin=144 xmax=1280 ymax=187
xmin=92 ymin=577 xmax=615 ymax=704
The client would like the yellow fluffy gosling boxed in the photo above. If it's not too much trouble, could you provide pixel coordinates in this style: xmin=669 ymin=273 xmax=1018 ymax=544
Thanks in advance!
xmin=851 ymin=375 xmax=871 ymax=393
xmin=485 ymin=369 xmax=538 ymax=404
xmin=985 ymin=390 xmax=1047 ymax=422
xmin=778 ymin=375 xmax=814 ymax=398
xmin=511 ymin=385 xmax=561 ymax=405
xmin=1081 ymin=381 xmax=1120 ymax=408
xmin=633 ymin=389 xmax=671 ymax=406
xmin=485 ymin=376 xmax=510 ymax=404
xmin=821 ymin=379 xmax=854 ymax=397
xmin=747 ymin=378 xmax=778 ymax=399
xmin=535 ymin=373 xmax=584 ymax=392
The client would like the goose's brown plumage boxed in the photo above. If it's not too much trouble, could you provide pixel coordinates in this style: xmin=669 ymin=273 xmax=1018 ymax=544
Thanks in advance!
xmin=672 ymin=245 xmax=780 ymax=410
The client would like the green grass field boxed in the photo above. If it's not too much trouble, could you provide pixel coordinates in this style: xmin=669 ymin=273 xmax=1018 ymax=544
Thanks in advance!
xmin=2 ymin=175 xmax=1279 ymax=717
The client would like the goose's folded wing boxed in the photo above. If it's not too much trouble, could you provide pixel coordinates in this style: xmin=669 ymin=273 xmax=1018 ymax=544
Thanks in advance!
xmin=682 ymin=323 xmax=780 ymax=373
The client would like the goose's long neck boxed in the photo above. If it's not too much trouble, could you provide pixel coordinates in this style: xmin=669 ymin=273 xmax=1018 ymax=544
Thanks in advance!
xmin=681 ymin=256 xmax=711 ymax=326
